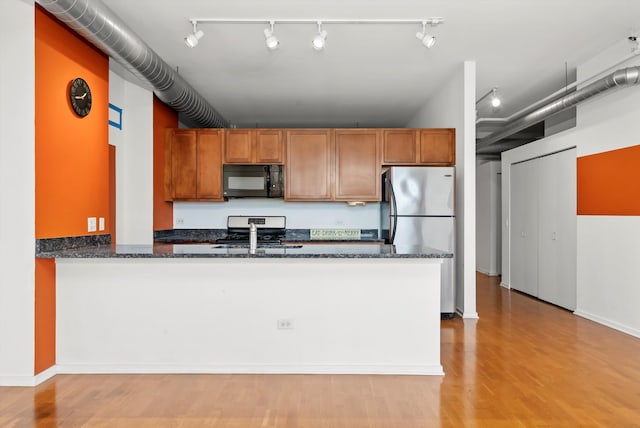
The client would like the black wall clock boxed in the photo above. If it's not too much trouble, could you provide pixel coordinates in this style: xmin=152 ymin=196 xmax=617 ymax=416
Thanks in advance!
xmin=69 ymin=77 xmax=92 ymax=117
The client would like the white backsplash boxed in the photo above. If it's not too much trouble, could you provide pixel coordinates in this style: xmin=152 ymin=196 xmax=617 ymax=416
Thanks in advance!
xmin=173 ymin=199 xmax=380 ymax=229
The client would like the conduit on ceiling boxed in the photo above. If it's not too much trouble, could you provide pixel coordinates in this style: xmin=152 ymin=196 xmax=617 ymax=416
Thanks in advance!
xmin=36 ymin=0 xmax=231 ymax=128
xmin=477 ymin=66 xmax=640 ymax=156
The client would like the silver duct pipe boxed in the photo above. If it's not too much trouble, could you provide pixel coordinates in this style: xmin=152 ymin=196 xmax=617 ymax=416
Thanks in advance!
xmin=477 ymin=66 xmax=640 ymax=153
xmin=36 ymin=0 xmax=231 ymax=128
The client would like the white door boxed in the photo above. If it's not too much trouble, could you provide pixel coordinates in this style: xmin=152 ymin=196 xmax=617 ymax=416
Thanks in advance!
xmin=510 ymin=158 xmax=539 ymax=297
xmin=537 ymin=148 xmax=577 ymax=310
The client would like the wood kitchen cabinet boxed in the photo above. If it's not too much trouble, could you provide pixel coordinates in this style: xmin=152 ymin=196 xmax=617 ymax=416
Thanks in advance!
xmin=334 ymin=129 xmax=381 ymax=201
xmin=383 ymin=128 xmax=455 ymax=166
xmin=419 ymin=129 xmax=456 ymax=165
xmin=224 ymin=129 xmax=284 ymax=164
xmin=164 ymin=128 xmax=224 ymax=201
xmin=285 ymin=129 xmax=333 ymax=201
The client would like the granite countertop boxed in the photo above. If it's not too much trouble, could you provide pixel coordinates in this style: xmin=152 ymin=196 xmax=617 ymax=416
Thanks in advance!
xmin=36 ymin=229 xmax=451 ymax=259
xmin=153 ymin=228 xmax=385 ymax=244
xmin=37 ymin=243 xmax=452 ymax=259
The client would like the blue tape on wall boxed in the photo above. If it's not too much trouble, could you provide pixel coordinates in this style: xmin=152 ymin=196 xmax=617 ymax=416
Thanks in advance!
xmin=108 ymin=103 xmax=123 ymax=130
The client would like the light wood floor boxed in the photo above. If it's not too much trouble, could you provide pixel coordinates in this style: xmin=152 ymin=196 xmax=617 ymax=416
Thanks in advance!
xmin=2 ymin=273 xmax=640 ymax=427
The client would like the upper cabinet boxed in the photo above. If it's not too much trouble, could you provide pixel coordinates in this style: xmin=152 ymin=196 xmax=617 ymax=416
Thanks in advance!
xmin=419 ymin=129 xmax=456 ymax=165
xmin=224 ymin=129 xmax=284 ymax=164
xmin=285 ymin=129 xmax=333 ymax=201
xmin=334 ymin=129 xmax=381 ymax=201
xmin=383 ymin=128 xmax=455 ymax=166
xmin=164 ymin=128 xmax=224 ymax=201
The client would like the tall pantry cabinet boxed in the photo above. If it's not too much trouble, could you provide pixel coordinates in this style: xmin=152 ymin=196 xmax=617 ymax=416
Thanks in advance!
xmin=509 ymin=148 xmax=577 ymax=310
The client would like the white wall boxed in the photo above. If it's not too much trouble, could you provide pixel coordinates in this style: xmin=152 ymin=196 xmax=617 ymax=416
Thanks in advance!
xmin=502 ymin=38 xmax=640 ymax=337
xmin=56 ymin=258 xmax=443 ymax=375
xmin=407 ymin=61 xmax=477 ymax=318
xmin=476 ymin=160 xmax=501 ymax=276
xmin=109 ymin=66 xmax=154 ymax=245
xmin=0 ymin=0 xmax=36 ymax=385
xmin=174 ymin=199 xmax=380 ymax=229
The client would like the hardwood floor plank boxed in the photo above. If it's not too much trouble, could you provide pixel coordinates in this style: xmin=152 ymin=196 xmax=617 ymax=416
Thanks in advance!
xmin=1 ymin=272 xmax=640 ymax=426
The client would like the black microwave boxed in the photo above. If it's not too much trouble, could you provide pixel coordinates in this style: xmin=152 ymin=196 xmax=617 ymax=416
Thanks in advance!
xmin=222 ymin=164 xmax=284 ymax=198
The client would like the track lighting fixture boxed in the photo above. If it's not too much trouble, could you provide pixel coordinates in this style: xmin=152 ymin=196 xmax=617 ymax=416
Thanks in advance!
xmin=183 ymin=18 xmax=445 ymax=51
xmin=476 ymin=87 xmax=502 ymax=109
xmin=416 ymin=21 xmax=436 ymax=49
xmin=312 ymin=21 xmax=327 ymax=51
xmin=184 ymin=21 xmax=204 ymax=48
xmin=490 ymin=88 xmax=501 ymax=108
xmin=264 ymin=21 xmax=279 ymax=50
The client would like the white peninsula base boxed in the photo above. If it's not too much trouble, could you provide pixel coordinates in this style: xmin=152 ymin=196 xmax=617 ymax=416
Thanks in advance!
xmin=56 ymin=258 xmax=443 ymax=375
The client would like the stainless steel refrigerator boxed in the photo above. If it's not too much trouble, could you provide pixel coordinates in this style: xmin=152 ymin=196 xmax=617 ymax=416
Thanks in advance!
xmin=380 ymin=166 xmax=456 ymax=318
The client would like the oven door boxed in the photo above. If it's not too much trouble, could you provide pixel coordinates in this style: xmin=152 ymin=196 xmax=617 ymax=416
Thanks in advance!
xmin=223 ymin=165 xmax=269 ymax=197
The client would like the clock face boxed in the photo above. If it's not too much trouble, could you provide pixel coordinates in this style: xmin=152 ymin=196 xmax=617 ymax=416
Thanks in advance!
xmin=69 ymin=77 xmax=92 ymax=117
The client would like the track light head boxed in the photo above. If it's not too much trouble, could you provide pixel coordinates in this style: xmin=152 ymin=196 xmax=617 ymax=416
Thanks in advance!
xmin=490 ymin=88 xmax=501 ymax=108
xmin=264 ymin=21 xmax=279 ymax=50
xmin=416 ymin=21 xmax=436 ymax=48
xmin=312 ymin=21 xmax=327 ymax=50
xmin=184 ymin=22 xmax=204 ymax=48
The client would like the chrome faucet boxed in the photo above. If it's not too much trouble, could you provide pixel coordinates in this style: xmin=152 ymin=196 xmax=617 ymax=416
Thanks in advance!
xmin=249 ymin=223 xmax=257 ymax=253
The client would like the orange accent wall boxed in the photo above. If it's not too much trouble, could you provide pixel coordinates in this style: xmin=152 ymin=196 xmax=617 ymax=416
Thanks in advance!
xmin=153 ymin=96 xmax=177 ymax=230
xmin=35 ymin=259 xmax=56 ymax=374
xmin=35 ymin=6 xmax=110 ymax=239
xmin=577 ymin=144 xmax=640 ymax=215
xmin=109 ymin=144 xmax=116 ymax=242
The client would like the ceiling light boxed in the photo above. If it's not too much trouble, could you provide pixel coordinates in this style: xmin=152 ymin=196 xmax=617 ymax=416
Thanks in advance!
xmin=184 ymin=21 xmax=204 ymax=48
xmin=264 ymin=21 xmax=279 ymax=50
xmin=490 ymin=88 xmax=501 ymax=108
xmin=416 ymin=21 xmax=436 ymax=48
xmin=312 ymin=21 xmax=327 ymax=51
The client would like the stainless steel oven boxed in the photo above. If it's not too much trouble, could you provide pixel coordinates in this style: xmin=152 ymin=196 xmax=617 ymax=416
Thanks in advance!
xmin=222 ymin=165 xmax=283 ymax=198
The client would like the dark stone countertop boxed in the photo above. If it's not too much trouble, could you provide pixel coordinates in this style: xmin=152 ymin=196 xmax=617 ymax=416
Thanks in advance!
xmin=37 ymin=243 xmax=452 ymax=259
xmin=36 ymin=229 xmax=450 ymax=259
xmin=153 ymin=228 xmax=384 ymax=244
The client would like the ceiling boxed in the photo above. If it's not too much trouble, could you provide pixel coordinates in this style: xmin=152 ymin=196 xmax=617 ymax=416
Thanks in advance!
xmin=104 ymin=0 xmax=640 ymax=131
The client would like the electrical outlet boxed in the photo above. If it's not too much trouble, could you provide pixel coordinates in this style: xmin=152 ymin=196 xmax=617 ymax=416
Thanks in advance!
xmin=175 ymin=218 xmax=185 ymax=225
xmin=99 ymin=217 xmax=105 ymax=231
xmin=88 ymin=217 xmax=97 ymax=232
xmin=277 ymin=319 xmax=294 ymax=330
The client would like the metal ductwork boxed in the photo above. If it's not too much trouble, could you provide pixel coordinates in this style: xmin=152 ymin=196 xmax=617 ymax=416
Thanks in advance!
xmin=477 ymin=66 xmax=640 ymax=154
xmin=36 ymin=0 xmax=231 ymax=128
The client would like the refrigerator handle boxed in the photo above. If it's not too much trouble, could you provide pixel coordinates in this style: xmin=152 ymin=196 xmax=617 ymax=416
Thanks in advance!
xmin=390 ymin=181 xmax=398 ymax=243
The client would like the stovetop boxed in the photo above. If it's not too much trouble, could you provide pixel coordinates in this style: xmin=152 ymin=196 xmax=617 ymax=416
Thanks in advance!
xmin=217 ymin=215 xmax=286 ymax=244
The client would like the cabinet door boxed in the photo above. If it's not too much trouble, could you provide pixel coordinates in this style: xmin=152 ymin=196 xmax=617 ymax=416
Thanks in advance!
xmin=383 ymin=129 xmax=418 ymax=164
xmin=255 ymin=129 xmax=284 ymax=164
xmin=224 ymin=129 xmax=253 ymax=163
xmin=169 ymin=129 xmax=197 ymax=199
xmin=419 ymin=129 xmax=455 ymax=165
xmin=334 ymin=129 xmax=381 ymax=201
xmin=510 ymin=158 xmax=539 ymax=296
xmin=196 ymin=130 xmax=224 ymax=200
xmin=285 ymin=130 xmax=333 ymax=201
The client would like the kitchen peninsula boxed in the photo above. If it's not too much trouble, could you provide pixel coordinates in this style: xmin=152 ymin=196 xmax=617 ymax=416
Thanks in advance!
xmin=38 ymin=242 xmax=450 ymax=376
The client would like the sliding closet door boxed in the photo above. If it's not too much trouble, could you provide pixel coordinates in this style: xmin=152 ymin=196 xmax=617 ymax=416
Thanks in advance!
xmin=537 ymin=148 xmax=577 ymax=310
xmin=510 ymin=158 xmax=539 ymax=297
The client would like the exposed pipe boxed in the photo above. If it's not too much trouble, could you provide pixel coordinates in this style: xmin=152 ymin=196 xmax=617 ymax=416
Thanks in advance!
xmin=36 ymin=0 xmax=231 ymax=128
xmin=476 ymin=50 xmax=640 ymax=127
xmin=476 ymin=66 xmax=640 ymax=153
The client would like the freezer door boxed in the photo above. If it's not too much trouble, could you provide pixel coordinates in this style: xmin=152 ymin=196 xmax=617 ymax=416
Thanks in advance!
xmin=393 ymin=216 xmax=455 ymax=313
xmin=391 ymin=167 xmax=455 ymax=216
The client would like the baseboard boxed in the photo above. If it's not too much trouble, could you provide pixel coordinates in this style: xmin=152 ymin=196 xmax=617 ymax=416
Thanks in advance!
xmin=476 ymin=268 xmax=501 ymax=277
xmin=56 ymin=363 xmax=445 ymax=376
xmin=462 ymin=312 xmax=479 ymax=319
xmin=0 ymin=365 xmax=57 ymax=387
xmin=574 ymin=310 xmax=640 ymax=339
xmin=500 ymin=281 xmax=510 ymax=289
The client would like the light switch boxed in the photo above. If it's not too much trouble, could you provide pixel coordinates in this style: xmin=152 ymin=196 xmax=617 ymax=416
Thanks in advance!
xmin=99 ymin=217 xmax=105 ymax=231
xmin=88 ymin=217 xmax=97 ymax=232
